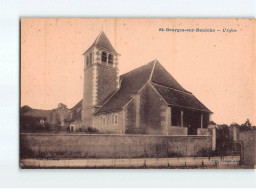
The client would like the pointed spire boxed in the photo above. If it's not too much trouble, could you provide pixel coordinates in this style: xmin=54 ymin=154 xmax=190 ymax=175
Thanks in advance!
xmin=84 ymin=31 xmax=117 ymax=54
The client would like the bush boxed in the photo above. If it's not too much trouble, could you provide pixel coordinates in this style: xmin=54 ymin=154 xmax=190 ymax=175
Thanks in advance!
xmin=20 ymin=116 xmax=51 ymax=132
xmin=76 ymin=127 xmax=100 ymax=134
xmin=239 ymin=119 xmax=253 ymax=132
xmin=87 ymin=127 xmax=99 ymax=133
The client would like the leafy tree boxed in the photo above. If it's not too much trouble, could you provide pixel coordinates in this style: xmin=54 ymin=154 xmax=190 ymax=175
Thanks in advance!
xmin=58 ymin=103 xmax=67 ymax=109
xmin=240 ymin=119 xmax=252 ymax=131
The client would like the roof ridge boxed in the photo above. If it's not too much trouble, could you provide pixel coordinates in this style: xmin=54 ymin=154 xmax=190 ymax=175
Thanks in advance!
xmin=150 ymin=60 xmax=190 ymax=93
xmin=148 ymin=82 xmax=168 ymax=105
xmin=94 ymin=88 xmax=120 ymax=114
xmin=94 ymin=31 xmax=103 ymax=45
xmin=70 ymin=99 xmax=82 ymax=110
xmin=151 ymin=82 xmax=192 ymax=95
xmin=120 ymin=59 xmax=156 ymax=77
xmin=149 ymin=59 xmax=157 ymax=81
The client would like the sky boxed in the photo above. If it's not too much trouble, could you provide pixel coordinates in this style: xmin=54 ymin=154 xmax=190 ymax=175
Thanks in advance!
xmin=21 ymin=18 xmax=256 ymax=125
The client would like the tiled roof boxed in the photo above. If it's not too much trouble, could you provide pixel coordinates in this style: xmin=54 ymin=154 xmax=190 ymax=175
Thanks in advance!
xmin=21 ymin=106 xmax=52 ymax=119
xmin=94 ymin=60 xmax=155 ymax=114
xmin=70 ymin=99 xmax=82 ymax=112
xmin=64 ymin=99 xmax=83 ymax=122
xmin=151 ymin=83 xmax=212 ymax=113
xmin=83 ymin=31 xmax=117 ymax=54
xmin=94 ymin=59 xmax=212 ymax=114
xmin=151 ymin=61 xmax=191 ymax=93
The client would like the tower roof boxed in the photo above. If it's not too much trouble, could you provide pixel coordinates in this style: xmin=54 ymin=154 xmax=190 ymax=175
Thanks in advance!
xmin=83 ymin=31 xmax=117 ymax=54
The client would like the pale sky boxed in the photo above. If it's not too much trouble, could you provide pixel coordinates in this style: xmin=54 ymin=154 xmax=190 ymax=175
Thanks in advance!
xmin=21 ymin=18 xmax=256 ymax=125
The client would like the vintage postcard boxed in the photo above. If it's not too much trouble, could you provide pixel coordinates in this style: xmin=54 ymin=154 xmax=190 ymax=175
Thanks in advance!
xmin=20 ymin=18 xmax=256 ymax=169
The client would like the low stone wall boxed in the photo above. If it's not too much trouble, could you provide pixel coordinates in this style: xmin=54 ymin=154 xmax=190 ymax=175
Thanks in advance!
xmin=20 ymin=133 xmax=212 ymax=159
xmin=168 ymin=126 xmax=188 ymax=135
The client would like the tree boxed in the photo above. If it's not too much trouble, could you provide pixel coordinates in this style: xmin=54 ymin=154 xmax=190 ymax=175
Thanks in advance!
xmin=57 ymin=103 xmax=69 ymax=127
xmin=58 ymin=103 xmax=67 ymax=109
xmin=240 ymin=119 xmax=252 ymax=131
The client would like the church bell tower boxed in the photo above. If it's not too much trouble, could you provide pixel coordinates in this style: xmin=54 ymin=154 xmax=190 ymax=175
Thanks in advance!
xmin=82 ymin=31 xmax=120 ymax=128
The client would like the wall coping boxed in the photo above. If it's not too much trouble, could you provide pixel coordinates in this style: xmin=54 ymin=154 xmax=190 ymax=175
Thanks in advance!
xmin=20 ymin=133 xmax=211 ymax=138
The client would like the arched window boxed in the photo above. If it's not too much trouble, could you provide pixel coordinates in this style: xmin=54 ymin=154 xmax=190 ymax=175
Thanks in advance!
xmin=112 ymin=114 xmax=118 ymax=125
xmin=108 ymin=54 xmax=113 ymax=66
xmin=89 ymin=53 xmax=92 ymax=64
xmin=101 ymin=51 xmax=107 ymax=63
xmin=86 ymin=56 xmax=89 ymax=66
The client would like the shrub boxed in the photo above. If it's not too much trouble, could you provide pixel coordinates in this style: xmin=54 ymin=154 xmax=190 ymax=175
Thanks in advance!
xmin=239 ymin=119 xmax=253 ymax=132
xmin=87 ymin=127 xmax=99 ymax=133
xmin=76 ymin=127 xmax=100 ymax=133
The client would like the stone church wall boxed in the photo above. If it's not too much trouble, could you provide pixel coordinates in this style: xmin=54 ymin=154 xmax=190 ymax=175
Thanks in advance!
xmin=143 ymin=84 xmax=167 ymax=134
xmin=96 ymin=65 xmax=118 ymax=105
xmin=93 ymin=110 xmax=124 ymax=134
xmin=83 ymin=65 xmax=94 ymax=107
xmin=125 ymin=83 xmax=169 ymax=135
xmin=125 ymin=99 xmax=137 ymax=133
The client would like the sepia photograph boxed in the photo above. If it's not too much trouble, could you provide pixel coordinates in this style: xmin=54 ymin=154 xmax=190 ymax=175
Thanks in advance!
xmin=20 ymin=18 xmax=256 ymax=169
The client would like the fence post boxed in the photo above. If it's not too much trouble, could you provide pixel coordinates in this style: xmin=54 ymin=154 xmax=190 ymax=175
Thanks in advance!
xmin=208 ymin=121 xmax=216 ymax=151
xmin=230 ymin=123 xmax=238 ymax=142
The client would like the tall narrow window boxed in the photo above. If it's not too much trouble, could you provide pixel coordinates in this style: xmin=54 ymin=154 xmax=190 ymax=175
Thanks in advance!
xmin=89 ymin=53 xmax=92 ymax=65
xmin=101 ymin=116 xmax=106 ymax=127
xmin=113 ymin=114 xmax=118 ymax=125
xmin=86 ymin=56 xmax=89 ymax=66
xmin=101 ymin=51 xmax=107 ymax=63
xmin=108 ymin=54 xmax=113 ymax=66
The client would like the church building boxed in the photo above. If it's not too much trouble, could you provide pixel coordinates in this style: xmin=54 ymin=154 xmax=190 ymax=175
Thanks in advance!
xmin=81 ymin=31 xmax=212 ymax=135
